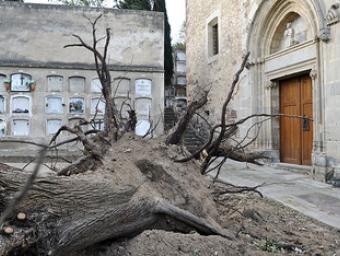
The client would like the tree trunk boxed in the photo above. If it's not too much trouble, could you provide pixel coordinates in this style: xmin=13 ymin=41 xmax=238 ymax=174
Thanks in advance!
xmin=0 ymin=163 xmax=232 ymax=256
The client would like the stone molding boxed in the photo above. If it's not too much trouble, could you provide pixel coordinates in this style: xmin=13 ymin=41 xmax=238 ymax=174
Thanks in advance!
xmin=326 ymin=3 xmax=340 ymax=25
xmin=265 ymin=81 xmax=278 ymax=90
xmin=0 ymin=61 xmax=164 ymax=73
xmin=309 ymin=69 xmax=318 ymax=80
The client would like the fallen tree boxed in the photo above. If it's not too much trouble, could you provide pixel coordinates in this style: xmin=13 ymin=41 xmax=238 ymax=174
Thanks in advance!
xmin=0 ymin=14 xmax=237 ymax=256
xmin=0 ymin=13 xmax=306 ymax=256
xmin=0 ymin=138 xmax=238 ymax=255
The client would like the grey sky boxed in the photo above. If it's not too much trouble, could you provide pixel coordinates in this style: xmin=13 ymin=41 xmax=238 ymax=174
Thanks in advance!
xmin=24 ymin=0 xmax=186 ymax=43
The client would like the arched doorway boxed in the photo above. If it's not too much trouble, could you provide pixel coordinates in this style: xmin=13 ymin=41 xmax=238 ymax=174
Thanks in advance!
xmin=246 ymin=0 xmax=327 ymax=167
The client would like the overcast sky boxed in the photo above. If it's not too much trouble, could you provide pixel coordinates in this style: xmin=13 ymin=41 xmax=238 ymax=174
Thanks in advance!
xmin=24 ymin=0 xmax=186 ymax=43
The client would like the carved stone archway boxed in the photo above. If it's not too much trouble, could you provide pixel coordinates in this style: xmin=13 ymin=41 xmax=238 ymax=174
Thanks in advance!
xmin=246 ymin=0 xmax=326 ymax=171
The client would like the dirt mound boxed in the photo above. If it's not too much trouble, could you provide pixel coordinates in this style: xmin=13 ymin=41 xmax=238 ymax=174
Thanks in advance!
xmin=101 ymin=135 xmax=220 ymax=220
xmin=76 ymin=136 xmax=340 ymax=256
xmin=84 ymin=230 xmax=246 ymax=256
xmin=1 ymin=135 xmax=340 ymax=255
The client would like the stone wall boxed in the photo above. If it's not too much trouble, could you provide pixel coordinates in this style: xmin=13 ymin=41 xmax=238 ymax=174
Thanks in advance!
xmin=0 ymin=2 xmax=164 ymax=159
xmin=186 ymin=0 xmax=340 ymax=180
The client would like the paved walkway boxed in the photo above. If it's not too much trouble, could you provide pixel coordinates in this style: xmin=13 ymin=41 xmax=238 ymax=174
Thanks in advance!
xmin=213 ymin=160 xmax=340 ymax=230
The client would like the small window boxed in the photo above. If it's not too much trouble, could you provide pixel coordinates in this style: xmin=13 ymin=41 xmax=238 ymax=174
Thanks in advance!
xmin=0 ymin=119 xmax=5 ymax=137
xmin=47 ymin=76 xmax=63 ymax=92
xmin=47 ymin=119 xmax=62 ymax=135
xmin=208 ymin=18 xmax=219 ymax=57
xmin=176 ymin=51 xmax=186 ymax=61
xmin=69 ymin=77 xmax=85 ymax=93
xmin=212 ymin=24 xmax=219 ymax=55
xmin=176 ymin=88 xmax=187 ymax=97
xmin=12 ymin=96 xmax=30 ymax=114
xmin=0 ymin=75 xmax=6 ymax=92
xmin=91 ymin=78 xmax=102 ymax=93
xmin=91 ymin=98 xmax=105 ymax=115
xmin=176 ymin=62 xmax=186 ymax=73
xmin=177 ymin=76 xmax=187 ymax=85
xmin=12 ymin=119 xmax=29 ymax=136
xmin=0 ymin=95 xmax=5 ymax=114
xmin=69 ymin=97 xmax=85 ymax=114
xmin=135 ymin=79 xmax=152 ymax=98
xmin=113 ymin=78 xmax=130 ymax=96
xmin=11 ymin=73 xmax=32 ymax=92
xmin=46 ymin=96 xmax=63 ymax=114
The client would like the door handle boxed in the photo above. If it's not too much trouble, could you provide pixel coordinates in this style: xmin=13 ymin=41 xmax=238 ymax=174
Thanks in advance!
xmin=302 ymin=115 xmax=309 ymax=131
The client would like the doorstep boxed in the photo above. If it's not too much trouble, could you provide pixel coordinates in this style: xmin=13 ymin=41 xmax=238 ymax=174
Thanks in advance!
xmin=272 ymin=162 xmax=312 ymax=175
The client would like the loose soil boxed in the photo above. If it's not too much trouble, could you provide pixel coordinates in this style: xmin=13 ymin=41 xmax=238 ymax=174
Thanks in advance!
xmin=76 ymin=136 xmax=340 ymax=256
xmin=81 ymin=193 xmax=340 ymax=256
xmin=2 ymin=135 xmax=340 ymax=255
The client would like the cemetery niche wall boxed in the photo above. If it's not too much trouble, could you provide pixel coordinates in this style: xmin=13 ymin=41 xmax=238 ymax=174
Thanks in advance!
xmin=0 ymin=1 xmax=164 ymax=159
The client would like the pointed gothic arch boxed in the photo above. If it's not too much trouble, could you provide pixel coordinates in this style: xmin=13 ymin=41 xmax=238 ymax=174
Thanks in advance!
xmin=247 ymin=0 xmax=326 ymax=59
xmin=244 ymin=0 xmax=326 ymax=169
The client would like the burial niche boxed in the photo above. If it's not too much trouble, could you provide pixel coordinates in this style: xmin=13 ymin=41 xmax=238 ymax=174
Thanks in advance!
xmin=12 ymin=119 xmax=29 ymax=136
xmin=47 ymin=76 xmax=63 ymax=92
xmin=46 ymin=96 xmax=64 ymax=114
xmin=47 ymin=119 xmax=62 ymax=135
xmin=12 ymin=96 xmax=30 ymax=114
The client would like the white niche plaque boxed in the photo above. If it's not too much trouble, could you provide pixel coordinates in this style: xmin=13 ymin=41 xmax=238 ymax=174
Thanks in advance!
xmin=135 ymin=79 xmax=152 ymax=97
xmin=91 ymin=98 xmax=105 ymax=115
xmin=91 ymin=79 xmax=102 ymax=93
xmin=47 ymin=119 xmax=62 ymax=135
xmin=12 ymin=119 xmax=29 ymax=136
xmin=46 ymin=96 xmax=63 ymax=114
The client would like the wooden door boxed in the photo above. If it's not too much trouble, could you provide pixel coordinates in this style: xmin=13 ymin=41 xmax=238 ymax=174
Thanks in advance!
xmin=280 ymin=75 xmax=313 ymax=165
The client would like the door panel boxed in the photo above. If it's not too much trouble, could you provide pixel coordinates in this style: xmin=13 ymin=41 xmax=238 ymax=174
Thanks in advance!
xmin=301 ymin=76 xmax=313 ymax=165
xmin=280 ymin=78 xmax=301 ymax=164
xmin=280 ymin=75 xmax=313 ymax=165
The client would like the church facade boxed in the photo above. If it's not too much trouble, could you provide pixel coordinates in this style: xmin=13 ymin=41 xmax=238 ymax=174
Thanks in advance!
xmin=186 ymin=0 xmax=340 ymax=181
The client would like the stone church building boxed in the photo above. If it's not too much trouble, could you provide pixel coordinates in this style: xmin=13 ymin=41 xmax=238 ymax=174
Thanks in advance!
xmin=186 ymin=0 xmax=340 ymax=181
xmin=0 ymin=2 xmax=164 ymax=159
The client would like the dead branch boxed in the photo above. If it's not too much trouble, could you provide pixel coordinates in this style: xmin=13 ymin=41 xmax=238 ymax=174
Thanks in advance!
xmin=64 ymin=15 xmax=119 ymax=141
xmin=166 ymin=90 xmax=209 ymax=145
xmin=200 ymin=53 xmax=250 ymax=173
xmin=213 ymin=180 xmax=264 ymax=198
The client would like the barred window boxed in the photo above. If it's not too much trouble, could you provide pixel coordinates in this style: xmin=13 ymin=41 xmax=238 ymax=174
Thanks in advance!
xmin=208 ymin=17 xmax=219 ymax=57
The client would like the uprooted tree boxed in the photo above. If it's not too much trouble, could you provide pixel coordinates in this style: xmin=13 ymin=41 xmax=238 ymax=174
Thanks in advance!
xmin=0 ymin=14 xmax=303 ymax=256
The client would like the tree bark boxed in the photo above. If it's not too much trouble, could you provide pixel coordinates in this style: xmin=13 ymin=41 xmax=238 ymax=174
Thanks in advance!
xmin=0 ymin=163 xmax=232 ymax=256
xmin=215 ymin=144 xmax=267 ymax=165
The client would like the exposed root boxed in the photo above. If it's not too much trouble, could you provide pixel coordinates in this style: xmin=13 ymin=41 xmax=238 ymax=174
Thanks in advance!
xmin=0 ymin=162 xmax=233 ymax=256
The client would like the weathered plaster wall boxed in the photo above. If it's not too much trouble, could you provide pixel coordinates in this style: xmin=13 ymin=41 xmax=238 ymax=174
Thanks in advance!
xmin=0 ymin=1 xmax=164 ymax=69
xmin=187 ymin=0 xmax=340 ymax=179
xmin=186 ymin=0 xmax=258 ymax=139
xmin=0 ymin=2 xmax=164 ymax=160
